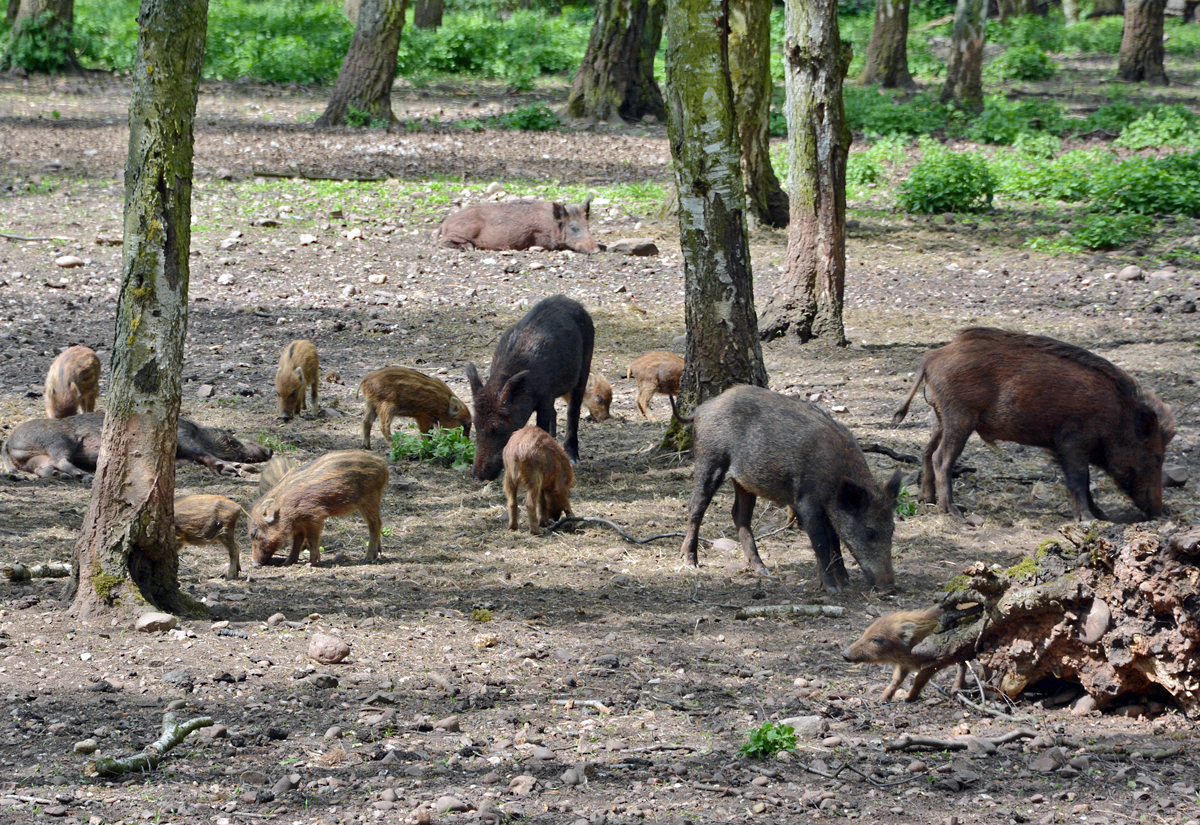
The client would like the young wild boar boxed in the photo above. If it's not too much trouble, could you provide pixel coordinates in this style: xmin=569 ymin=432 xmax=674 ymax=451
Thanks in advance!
xmin=466 ymin=295 xmax=595 ymax=481
xmin=627 ymin=351 xmax=684 ymax=420
xmin=44 ymin=345 xmax=101 ymax=418
xmin=174 ymin=495 xmax=244 ymax=580
xmin=679 ymin=385 xmax=902 ymax=591
xmin=259 ymin=455 xmax=300 ymax=495
xmin=275 ymin=339 xmax=320 ymax=421
xmin=842 ymin=607 xmax=967 ymax=702
xmin=893 ymin=327 xmax=1176 ymax=521
xmin=358 ymin=366 xmax=473 ymax=450
xmin=502 ymin=425 xmax=574 ymax=535
xmin=437 ymin=198 xmax=602 ymax=253
xmin=248 ymin=450 xmax=388 ymax=566
xmin=559 ymin=371 xmax=612 ymax=422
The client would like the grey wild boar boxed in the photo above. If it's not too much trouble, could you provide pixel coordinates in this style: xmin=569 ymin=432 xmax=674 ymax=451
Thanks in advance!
xmin=893 ymin=327 xmax=1175 ymax=521
xmin=842 ymin=606 xmax=967 ymax=702
xmin=466 ymin=295 xmax=594 ymax=481
xmin=174 ymin=495 xmax=244 ymax=580
xmin=275 ymin=339 xmax=320 ymax=421
xmin=679 ymin=385 xmax=901 ymax=591
xmin=358 ymin=366 xmax=472 ymax=450
xmin=259 ymin=455 xmax=300 ymax=495
xmin=560 ymin=371 xmax=612 ymax=422
xmin=627 ymin=351 xmax=683 ymax=420
xmin=248 ymin=450 xmax=388 ymax=566
xmin=503 ymin=425 xmax=574 ymax=535
xmin=437 ymin=198 xmax=601 ymax=253
xmin=44 ymin=345 xmax=101 ymax=418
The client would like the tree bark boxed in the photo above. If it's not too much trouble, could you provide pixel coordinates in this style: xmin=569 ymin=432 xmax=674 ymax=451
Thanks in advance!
xmin=859 ymin=0 xmax=915 ymax=89
xmin=317 ymin=0 xmax=407 ymax=127
xmin=729 ymin=0 xmax=788 ymax=228
xmin=940 ymin=0 xmax=987 ymax=113
xmin=1063 ymin=0 xmax=1080 ymax=24
xmin=566 ymin=0 xmax=666 ymax=123
xmin=1087 ymin=0 xmax=1124 ymax=17
xmin=758 ymin=0 xmax=851 ymax=345
xmin=67 ymin=0 xmax=208 ymax=620
xmin=1117 ymin=0 xmax=1168 ymax=84
xmin=413 ymin=0 xmax=442 ymax=28
xmin=4 ymin=0 xmax=75 ymax=72
xmin=6 ymin=0 xmax=20 ymax=27
xmin=998 ymin=0 xmax=1037 ymax=20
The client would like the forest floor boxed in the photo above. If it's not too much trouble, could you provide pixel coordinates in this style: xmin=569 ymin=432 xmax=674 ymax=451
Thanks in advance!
xmin=0 ymin=57 xmax=1198 ymax=825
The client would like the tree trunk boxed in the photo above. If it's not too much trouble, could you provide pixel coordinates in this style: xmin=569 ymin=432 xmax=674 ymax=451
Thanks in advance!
xmin=6 ymin=0 xmax=20 ymax=27
xmin=4 ymin=0 xmax=75 ymax=72
xmin=940 ymin=0 xmax=987 ymax=113
xmin=758 ymin=0 xmax=851 ymax=345
xmin=999 ymin=0 xmax=1037 ymax=20
xmin=67 ymin=0 xmax=208 ymax=620
xmin=1063 ymin=0 xmax=1080 ymax=24
xmin=1117 ymin=0 xmax=1168 ymax=84
xmin=661 ymin=0 xmax=768 ymax=448
xmin=858 ymin=0 xmax=915 ymax=89
xmin=566 ymin=0 xmax=666 ymax=123
xmin=1087 ymin=0 xmax=1124 ymax=17
xmin=413 ymin=0 xmax=442 ymax=29
xmin=317 ymin=0 xmax=406 ymax=127
xmin=729 ymin=0 xmax=788 ymax=228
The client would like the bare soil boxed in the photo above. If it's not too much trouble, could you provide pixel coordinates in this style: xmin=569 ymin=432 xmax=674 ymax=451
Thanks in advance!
xmin=0 ymin=70 xmax=1197 ymax=825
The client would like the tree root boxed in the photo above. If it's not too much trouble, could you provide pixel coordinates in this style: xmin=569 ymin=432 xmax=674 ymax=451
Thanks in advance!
xmin=885 ymin=728 xmax=1036 ymax=752
xmin=85 ymin=713 xmax=213 ymax=777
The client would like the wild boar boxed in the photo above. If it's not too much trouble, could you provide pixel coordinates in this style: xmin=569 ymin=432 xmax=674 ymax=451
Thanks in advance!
xmin=275 ymin=339 xmax=320 ymax=421
xmin=44 ymin=345 xmax=101 ymax=419
xmin=358 ymin=366 xmax=472 ymax=450
xmin=893 ymin=327 xmax=1176 ymax=521
xmin=560 ymin=371 xmax=612 ymax=422
xmin=842 ymin=607 xmax=967 ymax=702
xmin=466 ymin=295 xmax=594 ymax=481
xmin=628 ymin=351 xmax=683 ymax=420
xmin=248 ymin=450 xmax=388 ymax=566
xmin=259 ymin=455 xmax=300 ymax=495
xmin=437 ymin=198 xmax=602 ymax=253
xmin=679 ymin=385 xmax=901 ymax=591
xmin=174 ymin=495 xmax=244 ymax=580
xmin=503 ymin=425 xmax=574 ymax=535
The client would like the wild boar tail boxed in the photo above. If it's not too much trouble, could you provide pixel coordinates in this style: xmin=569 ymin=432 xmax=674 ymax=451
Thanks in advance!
xmin=668 ymin=393 xmax=694 ymax=425
xmin=892 ymin=366 xmax=927 ymax=426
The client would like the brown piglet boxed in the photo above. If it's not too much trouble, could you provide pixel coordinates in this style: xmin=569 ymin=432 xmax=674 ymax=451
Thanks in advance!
xmin=275 ymin=339 xmax=319 ymax=421
xmin=174 ymin=495 xmax=244 ymax=580
xmin=842 ymin=607 xmax=967 ymax=702
xmin=259 ymin=455 xmax=300 ymax=495
xmin=628 ymin=351 xmax=683 ymax=420
xmin=502 ymin=425 xmax=574 ymax=536
xmin=44 ymin=345 xmax=101 ymax=418
xmin=358 ymin=367 xmax=472 ymax=449
xmin=560 ymin=371 xmax=612 ymax=422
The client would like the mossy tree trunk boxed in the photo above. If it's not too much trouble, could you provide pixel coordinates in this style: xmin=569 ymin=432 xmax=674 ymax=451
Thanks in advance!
xmin=413 ymin=0 xmax=442 ymax=28
xmin=1117 ymin=0 xmax=1168 ymax=84
xmin=566 ymin=0 xmax=666 ymax=123
xmin=858 ymin=0 xmax=914 ymax=89
xmin=940 ymin=0 xmax=987 ymax=114
xmin=758 ymin=0 xmax=851 ymax=345
xmin=317 ymin=0 xmax=406 ymax=127
xmin=4 ymin=0 xmax=76 ymax=72
xmin=729 ymin=0 xmax=788 ymax=228
xmin=998 ymin=0 xmax=1038 ymax=19
xmin=67 ymin=0 xmax=208 ymax=621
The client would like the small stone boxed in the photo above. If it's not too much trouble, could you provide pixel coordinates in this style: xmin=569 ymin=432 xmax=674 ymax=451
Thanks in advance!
xmin=197 ymin=384 xmax=215 ymax=398
xmin=1080 ymin=599 xmax=1111 ymax=644
xmin=1116 ymin=265 xmax=1143 ymax=281
xmin=346 ymin=227 xmax=364 ymax=240
xmin=533 ymin=745 xmax=556 ymax=761
xmin=241 ymin=771 xmax=268 ymax=786
xmin=307 ymin=673 xmax=338 ymax=689
xmin=509 ymin=774 xmax=537 ymax=795
xmin=1164 ymin=464 xmax=1189 ymax=487
xmin=167 ymin=699 xmax=187 ymax=711
xmin=73 ymin=738 xmax=98 ymax=754
xmin=1072 ymin=804 xmax=1090 ymax=815
xmin=380 ymin=788 xmax=397 ymax=802
xmin=55 ymin=255 xmax=85 ymax=268
xmin=964 ymin=514 xmax=985 ymax=527
xmin=368 ymin=273 xmax=387 ymax=285
xmin=561 ymin=768 xmax=582 ymax=785
xmin=272 ymin=773 xmax=301 ymax=795
xmin=1058 ymin=766 xmax=1081 ymax=778
xmin=907 ymin=760 xmax=926 ymax=773
xmin=324 ymin=726 xmax=342 ymax=741
xmin=1031 ymin=747 xmax=1066 ymax=772
xmin=253 ymin=217 xmax=280 ymax=227
xmin=1148 ymin=269 xmax=1177 ymax=280
xmin=162 ymin=669 xmax=193 ymax=691
xmin=436 ymin=796 xmax=468 ymax=814
xmin=135 ymin=612 xmax=177 ymax=633
xmin=341 ymin=284 xmax=358 ymax=298
xmin=308 ymin=633 xmax=350 ymax=664
xmin=822 ymin=735 xmax=842 ymax=747
xmin=483 ymin=771 xmax=501 ymax=784
xmin=1071 ymin=694 xmax=1098 ymax=715
xmin=1115 ymin=704 xmax=1144 ymax=718
xmin=780 ymin=715 xmax=828 ymax=739
xmin=609 ymin=238 xmax=659 ymax=257
xmin=43 ymin=805 xmax=68 ymax=817
xmin=964 ymin=736 xmax=997 ymax=755
xmin=267 ymin=613 xmax=286 ymax=627
xmin=751 ymin=775 xmax=769 ymax=786
xmin=371 ymin=801 xmax=394 ymax=812
xmin=752 ymin=801 xmax=767 ymax=814
xmin=200 ymin=724 xmax=228 ymax=740
xmin=711 ymin=537 xmax=739 ymax=555
xmin=433 ymin=715 xmax=460 ymax=732
xmin=298 ymin=234 xmax=316 ymax=246
xmin=216 ymin=273 xmax=236 ymax=286
xmin=1068 ymin=755 xmax=1090 ymax=771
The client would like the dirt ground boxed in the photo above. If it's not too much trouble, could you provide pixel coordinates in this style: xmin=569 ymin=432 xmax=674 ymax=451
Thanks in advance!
xmin=0 ymin=67 xmax=1198 ymax=825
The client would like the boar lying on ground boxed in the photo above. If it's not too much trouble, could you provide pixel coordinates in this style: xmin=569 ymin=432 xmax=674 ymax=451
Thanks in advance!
xmin=503 ymin=425 xmax=574 ymax=536
xmin=560 ymin=372 xmax=611 ymax=422
xmin=438 ymin=198 xmax=602 ymax=253
xmin=259 ymin=455 xmax=300 ymax=495
xmin=627 ymin=351 xmax=683 ymax=420
xmin=842 ymin=606 xmax=968 ymax=702
xmin=276 ymin=339 xmax=320 ymax=421
xmin=249 ymin=450 xmax=389 ymax=566
xmin=44 ymin=345 xmax=101 ymax=419
xmin=1 ymin=413 xmax=271 ymax=480
xmin=467 ymin=294 xmax=594 ymax=481
xmin=359 ymin=367 xmax=472 ymax=449
xmin=679 ymin=385 xmax=901 ymax=591
xmin=894 ymin=327 xmax=1175 ymax=521
xmin=175 ymin=495 xmax=244 ymax=580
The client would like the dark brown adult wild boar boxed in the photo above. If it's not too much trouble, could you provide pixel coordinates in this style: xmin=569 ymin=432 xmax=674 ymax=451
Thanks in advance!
xmin=466 ymin=295 xmax=594 ymax=481
xmin=627 ymin=351 xmax=684 ymax=420
xmin=44 ymin=345 xmax=101 ymax=419
xmin=358 ymin=366 xmax=472 ymax=450
xmin=248 ymin=451 xmax=388 ymax=566
xmin=842 ymin=606 xmax=967 ymax=702
xmin=437 ymin=198 xmax=602 ymax=253
xmin=275 ymin=339 xmax=319 ymax=421
xmin=502 ymin=425 xmax=574 ymax=535
xmin=175 ymin=495 xmax=244 ymax=580
xmin=679 ymin=385 xmax=901 ymax=591
xmin=892 ymin=327 xmax=1175 ymax=521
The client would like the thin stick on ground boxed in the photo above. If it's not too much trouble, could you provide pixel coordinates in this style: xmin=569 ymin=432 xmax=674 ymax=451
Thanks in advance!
xmin=0 ymin=231 xmax=76 ymax=242
xmin=85 ymin=713 xmax=213 ymax=777
xmin=546 ymin=515 xmax=713 ymax=545
xmin=884 ymin=728 xmax=1037 ymax=752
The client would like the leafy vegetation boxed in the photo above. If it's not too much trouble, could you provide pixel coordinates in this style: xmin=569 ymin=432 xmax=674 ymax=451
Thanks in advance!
xmin=898 ymin=145 xmax=996 ymax=214
xmin=740 ymin=722 xmax=797 ymax=760
xmin=984 ymin=44 xmax=1057 ymax=82
xmin=489 ymin=104 xmax=561 ymax=131
xmin=390 ymin=426 xmax=475 ymax=471
xmin=1070 ymin=213 xmax=1154 ymax=251
xmin=2 ymin=11 xmax=75 ymax=72
xmin=1114 ymin=106 xmax=1200 ymax=150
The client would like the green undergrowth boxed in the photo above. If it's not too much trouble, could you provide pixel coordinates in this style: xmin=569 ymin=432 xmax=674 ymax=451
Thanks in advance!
xmin=389 ymin=426 xmax=474 ymax=471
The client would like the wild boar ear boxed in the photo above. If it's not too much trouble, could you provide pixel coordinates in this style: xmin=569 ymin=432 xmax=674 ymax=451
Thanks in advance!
xmin=583 ymin=194 xmax=594 ymax=215
xmin=551 ymin=202 xmax=567 ymax=221
xmin=465 ymin=362 xmax=482 ymax=395
xmin=837 ymin=479 xmax=871 ymax=514
xmin=259 ymin=498 xmax=276 ymax=523
xmin=884 ymin=469 xmax=904 ymax=504
xmin=500 ymin=370 xmax=530 ymax=405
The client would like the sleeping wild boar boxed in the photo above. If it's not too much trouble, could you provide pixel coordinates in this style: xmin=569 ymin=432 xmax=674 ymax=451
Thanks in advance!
xmin=44 ymin=345 xmax=101 ymax=418
xmin=276 ymin=339 xmax=320 ymax=421
xmin=503 ymin=425 xmax=574 ymax=535
xmin=175 ymin=495 xmax=244 ymax=580
xmin=560 ymin=371 xmax=612 ymax=422
xmin=627 ymin=351 xmax=683 ymax=420
xmin=893 ymin=327 xmax=1175 ymax=521
xmin=358 ymin=366 xmax=472 ymax=450
xmin=438 ymin=197 xmax=601 ymax=253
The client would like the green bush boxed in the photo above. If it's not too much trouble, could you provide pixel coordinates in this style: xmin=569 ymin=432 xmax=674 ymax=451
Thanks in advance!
xmin=490 ymin=103 xmax=561 ymax=131
xmin=1114 ymin=105 xmax=1200 ymax=150
xmin=984 ymin=44 xmax=1057 ymax=81
xmin=844 ymin=87 xmax=958 ymax=138
xmin=899 ymin=147 xmax=996 ymax=213
xmin=1163 ymin=18 xmax=1200 ymax=56
xmin=390 ymin=426 xmax=475 ymax=471
xmin=966 ymin=96 xmax=1067 ymax=145
xmin=1012 ymin=131 xmax=1061 ymax=159
xmin=989 ymin=14 xmax=1065 ymax=52
xmin=3 ymin=11 xmax=75 ymax=72
xmin=740 ymin=722 xmax=797 ymax=760
xmin=1061 ymin=16 xmax=1123 ymax=54
xmin=1070 ymin=213 xmax=1153 ymax=250
xmin=992 ymin=148 xmax=1104 ymax=202
xmin=906 ymin=35 xmax=948 ymax=79
xmin=1079 ymin=100 xmax=1148 ymax=135
xmin=1090 ymin=152 xmax=1200 ymax=216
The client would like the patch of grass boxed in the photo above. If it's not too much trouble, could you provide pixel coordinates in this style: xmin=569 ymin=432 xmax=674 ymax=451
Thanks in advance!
xmin=256 ymin=432 xmax=296 ymax=453
xmin=965 ymin=96 xmax=1067 ymax=145
xmin=489 ymin=103 xmax=561 ymax=132
xmin=1090 ymin=152 xmax=1200 ymax=216
xmin=984 ymin=44 xmax=1058 ymax=82
xmin=1070 ymin=213 xmax=1154 ymax=251
xmin=739 ymin=722 xmax=797 ymax=760
xmin=896 ymin=486 xmax=918 ymax=518
xmin=1113 ymin=105 xmax=1200 ymax=150
xmin=344 ymin=106 xmax=391 ymax=130
xmin=389 ymin=426 xmax=474 ymax=471
xmin=844 ymin=88 xmax=960 ymax=138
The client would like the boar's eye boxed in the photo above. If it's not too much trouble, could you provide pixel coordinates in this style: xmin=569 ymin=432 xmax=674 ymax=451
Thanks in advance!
xmin=871 ymin=636 xmax=887 ymax=646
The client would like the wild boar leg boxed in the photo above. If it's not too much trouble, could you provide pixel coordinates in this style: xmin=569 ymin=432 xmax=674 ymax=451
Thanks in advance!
xmin=731 ymin=482 xmax=770 ymax=574
xmin=880 ymin=665 xmax=911 ymax=703
xmin=535 ymin=399 xmax=557 ymax=440
xmin=309 ymin=380 xmax=319 ymax=414
xmin=526 ymin=478 xmax=543 ymax=536
xmin=286 ymin=528 xmax=308 ymax=565
xmin=221 ymin=535 xmax=240 ymax=580
xmin=504 ymin=472 xmax=521 ymax=531
xmin=930 ymin=415 xmax=973 ymax=517
xmin=563 ymin=374 xmax=587 ymax=464
xmin=362 ymin=404 xmax=378 ymax=450
xmin=414 ymin=414 xmax=435 ymax=434
xmin=920 ymin=417 xmax=943 ymax=505
xmin=1057 ymin=444 xmax=1105 ymax=521
xmin=797 ymin=501 xmax=850 ymax=591
xmin=636 ymin=383 xmax=655 ymax=420
xmin=305 ymin=523 xmax=323 ymax=565
xmin=378 ymin=402 xmax=397 ymax=445
xmin=680 ymin=461 xmax=729 ymax=567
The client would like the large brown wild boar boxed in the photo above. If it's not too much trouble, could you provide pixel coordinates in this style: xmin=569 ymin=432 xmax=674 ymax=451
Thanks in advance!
xmin=358 ymin=367 xmax=472 ymax=450
xmin=842 ymin=607 xmax=967 ymax=702
xmin=560 ymin=371 xmax=612 ymax=422
xmin=259 ymin=455 xmax=300 ymax=495
xmin=44 ymin=345 xmax=101 ymax=418
xmin=627 ymin=351 xmax=683 ymax=420
xmin=503 ymin=425 xmax=574 ymax=535
xmin=275 ymin=339 xmax=319 ymax=421
xmin=248 ymin=450 xmax=388 ymax=566
xmin=175 ymin=495 xmax=244 ymax=580
xmin=679 ymin=385 xmax=901 ymax=591
xmin=893 ymin=327 xmax=1175 ymax=521
xmin=437 ymin=198 xmax=601 ymax=253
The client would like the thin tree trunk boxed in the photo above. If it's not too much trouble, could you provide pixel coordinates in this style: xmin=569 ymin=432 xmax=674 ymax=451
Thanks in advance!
xmin=67 ymin=0 xmax=208 ymax=620
xmin=567 ymin=0 xmax=666 ymax=123
xmin=4 ymin=0 xmax=75 ymax=72
xmin=6 ymin=0 xmax=20 ymax=27
xmin=1063 ymin=0 xmax=1080 ymax=24
xmin=999 ymin=0 xmax=1037 ymax=19
xmin=941 ymin=0 xmax=987 ymax=114
xmin=317 ymin=0 xmax=406 ymax=127
xmin=729 ymin=0 xmax=788 ymax=228
xmin=1117 ymin=0 xmax=1168 ymax=84
xmin=413 ymin=0 xmax=442 ymax=29
xmin=859 ymin=0 xmax=915 ymax=89
xmin=758 ymin=0 xmax=851 ymax=345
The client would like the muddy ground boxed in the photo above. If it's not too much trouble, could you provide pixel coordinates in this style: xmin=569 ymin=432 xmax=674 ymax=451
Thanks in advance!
xmin=0 ymin=64 xmax=1198 ymax=825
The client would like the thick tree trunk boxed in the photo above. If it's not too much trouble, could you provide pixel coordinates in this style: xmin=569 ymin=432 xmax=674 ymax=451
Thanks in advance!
xmin=317 ymin=0 xmax=406 ymax=127
xmin=566 ymin=0 xmax=666 ymax=123
xmin=1063 ymin=0 xmax=1080 ymax=24
xmin=729 ymin=0 xmax=788 ymax=228
xmin=6 ymin=0 xmax=20 ymax=27
xmin=4 ymin=0 xmax=75 ymax=72
xmin=859 ymin=0 xmax=915 ymax=89
xmin=1117 ymin=0 xmax=1168 ymax=84
xmin=67 ymin=0 xmax=208 ymax=620
xmin=758 ymin=0 xmax=851 ymax=345
xmin=940 ymin=0 xmax=987 ymax=113
xmin=1087 ymin=0 xmax=1124 ymax=17
xmin=413 ymin=0 xmax=442 ymax=28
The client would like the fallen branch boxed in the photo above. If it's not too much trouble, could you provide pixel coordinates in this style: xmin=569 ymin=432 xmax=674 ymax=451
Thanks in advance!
xmin=546 ymin=515 xmax=712 ymax=545
xmin=0 ymin=231 xmax=75 ymax=242
xmin=85 ymin=713 xmax=213 ymax=777
xmin=954 ymin=691 xmax=1036 ymax=723
xmin=862 ymin=444 xmax=920 ymax=464
xmin=5 ymin=562 xmax=71 ymax=581
xmin=552 ymin=698 xmax=611 ymax=714
xmin=885 ymin=728 xmax=1036 ymax=752
xmin=252 ymin=166 xmax=387 ymax=182
xmin=736 ymin=604 xmax=846 ymax=619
